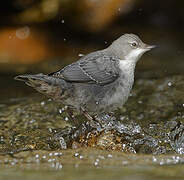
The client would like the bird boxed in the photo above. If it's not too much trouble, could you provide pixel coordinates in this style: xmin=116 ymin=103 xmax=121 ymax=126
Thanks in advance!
xmin=15 ymin=34 xmax=155 ymax=122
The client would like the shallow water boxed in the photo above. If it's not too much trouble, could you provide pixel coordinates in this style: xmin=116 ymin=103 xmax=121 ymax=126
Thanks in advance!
xmin=0 ymin=149 xmax=184 ymax=180
xmin=1 ymin=165 xmax=184 ymax=180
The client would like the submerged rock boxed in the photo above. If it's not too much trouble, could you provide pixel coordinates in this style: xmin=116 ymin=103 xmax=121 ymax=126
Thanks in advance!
xmin=0 ymin=75 xmax=184 ymax=154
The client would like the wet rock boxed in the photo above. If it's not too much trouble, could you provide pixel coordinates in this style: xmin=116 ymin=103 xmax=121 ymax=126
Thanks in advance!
xmin=0 ymin=97 xmax=72 ymax=153
xmin=1 ymin=75 xmax=184 ymax=155
xmin=169 ymin=121 xmax=184 ymax=154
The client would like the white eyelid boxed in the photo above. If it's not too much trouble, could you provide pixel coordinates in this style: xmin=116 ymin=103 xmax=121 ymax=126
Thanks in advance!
xmin=130 ymin=42 xmax=138 ymax=47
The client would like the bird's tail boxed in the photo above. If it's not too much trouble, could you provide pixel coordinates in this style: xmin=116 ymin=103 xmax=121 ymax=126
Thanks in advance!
xmin=15 ymin=73 xmax=66 ymax=100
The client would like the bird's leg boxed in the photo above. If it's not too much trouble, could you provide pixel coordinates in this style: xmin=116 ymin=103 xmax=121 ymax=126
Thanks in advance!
xmin=65 ymin=106 xmax=80 ymax=126
xmin=80 ymin=107 xmax=94 ymax=121
xmin=80 ymin=107 xmax=101 ymax=128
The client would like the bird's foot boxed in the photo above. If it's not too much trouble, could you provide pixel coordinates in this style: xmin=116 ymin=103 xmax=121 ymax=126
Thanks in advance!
xmin=80 ymin=107 xmax=102 ymax=131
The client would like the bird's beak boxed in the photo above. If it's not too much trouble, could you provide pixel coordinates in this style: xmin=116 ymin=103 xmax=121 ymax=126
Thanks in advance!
xmin=143 ymin=44 xmax=156 ymax=50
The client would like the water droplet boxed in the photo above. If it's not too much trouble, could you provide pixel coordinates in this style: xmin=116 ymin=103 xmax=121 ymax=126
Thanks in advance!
xmin=59 ymin=137 xmax=67 ymax=149
xmin=35 ymin=154 xmax=39 ymax=159
xmin=152 ymin=156 xmax=157 ymax=162
xmin=48 ymin=128 xmax=53 ymax=133
xmin=137 ymin=113 xmax=144 ymax=120
xmin=98 ymin=155 xmax=105 ymax=159
xmin=11 ymin=162 xmax=16 ymax=166
xmin=78 ymin=53 xmax=84 ymax=57
xmin=122 ymin=160 xmax=128 ymax=165
xmin=41 ymin=101 xmax=45 ymax=106
xmin=168 ymin=82 xmax=172 ymax=86
xmin=59 ymin=109 xmax=63 ymax=114
xmin=48 ymin=159 xmax=52 ymax=162
xmin=64 ymin=117 xmax=69 ymax=121
xmin=55 ymin=162 xmax=63 ymax=169
xmin=94 ymin=161 xmax=98 ymax=166
xmin=16 ymin=26 xmax=30 ymax=39
xmin=94 ymin=158 xmax=99 ymax=166
xmin=107 ymin=154 xmax=112 ymax=158
xmin=54 ymin=152 xmax=62 ymax=156
xmin=74 ymin=153 xmax=79 ymax=157
xmin=42 ymin=155 xmax=47 ymax=159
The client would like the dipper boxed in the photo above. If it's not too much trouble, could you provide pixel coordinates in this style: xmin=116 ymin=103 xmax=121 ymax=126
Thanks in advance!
xmin=15 ymin=34 xmax=155 ymax=121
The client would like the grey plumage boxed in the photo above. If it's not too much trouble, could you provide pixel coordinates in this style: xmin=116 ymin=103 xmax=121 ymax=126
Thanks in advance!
xmin=15 ymin=34 xmax=155 ymax=116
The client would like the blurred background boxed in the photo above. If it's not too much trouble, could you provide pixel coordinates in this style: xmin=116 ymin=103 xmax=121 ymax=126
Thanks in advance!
xmin=0 ymin=0 xmax=184 ymax=98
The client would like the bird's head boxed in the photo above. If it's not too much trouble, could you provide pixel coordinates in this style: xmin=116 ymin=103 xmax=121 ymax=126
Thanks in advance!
xmin=109 ymin=33 xmax=155 ymax=62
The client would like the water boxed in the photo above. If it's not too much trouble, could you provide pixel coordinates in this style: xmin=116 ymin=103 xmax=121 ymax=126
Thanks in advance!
xmin=0 ymin=149 xmax=184 ymax=179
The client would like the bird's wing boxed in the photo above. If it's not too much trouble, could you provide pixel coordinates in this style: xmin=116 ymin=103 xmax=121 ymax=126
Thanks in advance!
xmin=49 ymin=54 xmax=120 ymax=85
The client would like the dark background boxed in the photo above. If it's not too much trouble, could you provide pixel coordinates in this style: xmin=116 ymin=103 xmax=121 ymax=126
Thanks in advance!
xmin=0 ymin=0 xmax=183 ymax=79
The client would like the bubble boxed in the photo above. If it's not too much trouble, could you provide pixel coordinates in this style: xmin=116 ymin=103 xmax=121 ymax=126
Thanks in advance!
xmin=16 ymin=26 xmax=30 ymax=39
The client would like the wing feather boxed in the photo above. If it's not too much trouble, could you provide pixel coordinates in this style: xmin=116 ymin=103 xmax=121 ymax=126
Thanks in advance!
xmin=49 ymin=53 xmax=120 ymax=85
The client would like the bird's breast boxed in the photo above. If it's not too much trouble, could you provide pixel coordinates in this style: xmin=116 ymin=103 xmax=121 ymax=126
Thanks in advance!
xmin=105 ymin=60 xmax=135 ymax=110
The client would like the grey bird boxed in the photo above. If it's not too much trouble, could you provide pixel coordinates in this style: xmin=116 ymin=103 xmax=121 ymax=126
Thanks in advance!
xmin=15 ymin=34 xmax=155 ymax=121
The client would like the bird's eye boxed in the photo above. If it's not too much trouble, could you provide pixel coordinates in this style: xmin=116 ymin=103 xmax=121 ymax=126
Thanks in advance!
xmin=131 ymin=42 xmax=137 ymax=47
